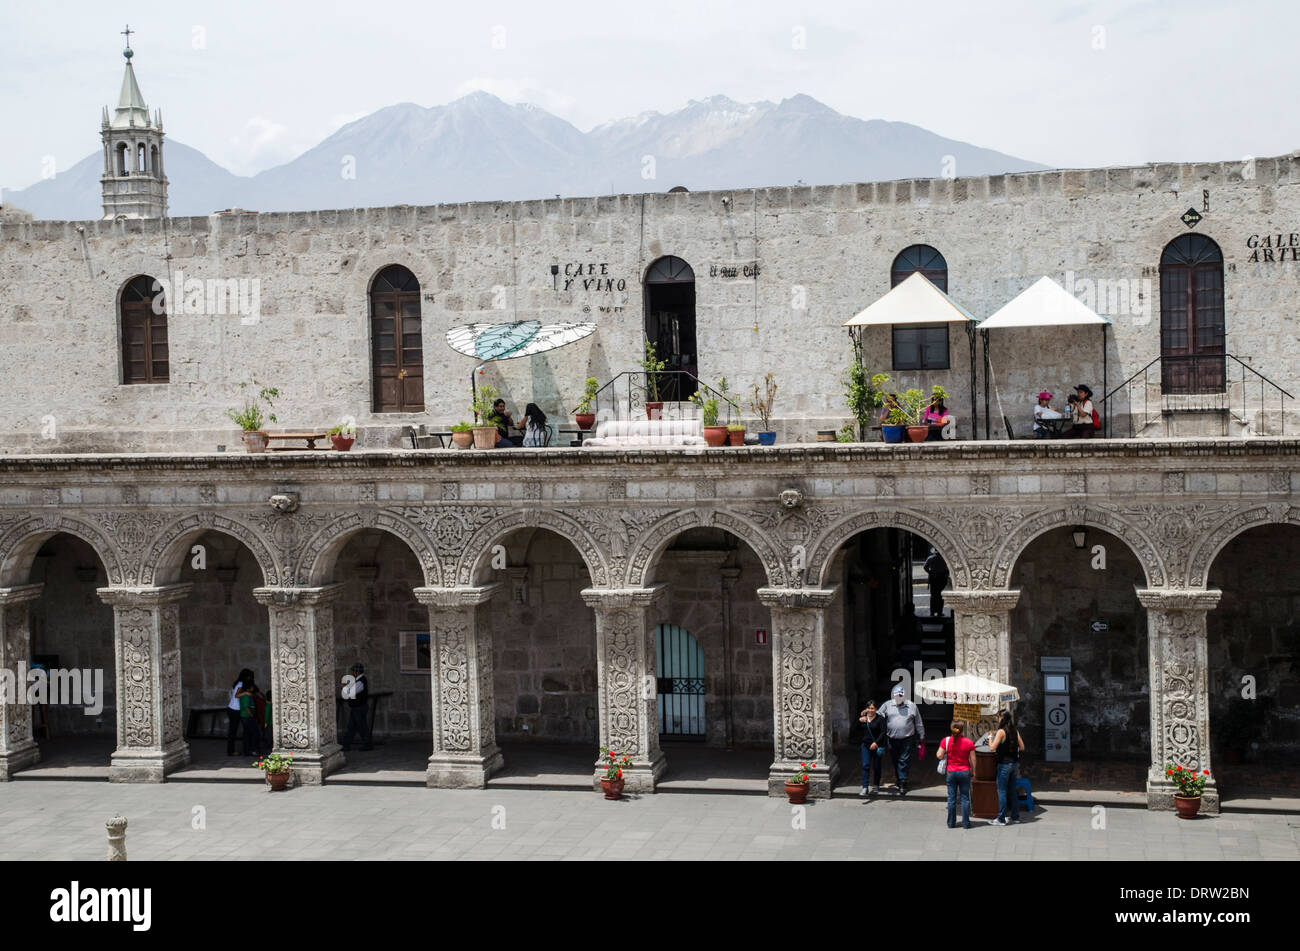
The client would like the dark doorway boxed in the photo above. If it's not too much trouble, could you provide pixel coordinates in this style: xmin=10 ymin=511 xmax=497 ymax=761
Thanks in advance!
xmin=644 ymin=256 xmax=697 ymax=400
xmin=1159 ymin=234 xmax=1225 ymax=394
xmin=657 ymin=624 xmax=706 ymax=738
xmin=370 ymin=265 xmax=424 ymax=413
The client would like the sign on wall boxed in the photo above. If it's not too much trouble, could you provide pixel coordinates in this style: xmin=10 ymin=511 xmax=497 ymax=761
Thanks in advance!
xmin=1246 ymin=233 xmax=1300 ymax=262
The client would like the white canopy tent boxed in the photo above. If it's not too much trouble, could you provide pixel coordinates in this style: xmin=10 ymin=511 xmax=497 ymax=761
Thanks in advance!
xmin=979 ymin=276 xmax=1112 ymax=438
xmin=843 ymin=272 xmax=979 ymax=437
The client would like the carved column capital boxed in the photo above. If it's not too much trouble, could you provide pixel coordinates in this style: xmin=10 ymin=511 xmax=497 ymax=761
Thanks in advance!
xmin=413 ymin=583 xmax=502 ymax=608
xmin=97 ymin=583 xmax=192 ymax=606
xmin=1135 ymin=588 xmax=1222 ymax=614
xmin=944 ymin=589 xmax=1021 ymax=614
xmin=579 ymin=584 xmax=666 ymax=610
xmin=252 ymin=584 xmax=344 ymax=607
xmin=756 ymin=586 xmax=838 ymax=610
xmin=0 ymin=583 xmax=44 ymax=606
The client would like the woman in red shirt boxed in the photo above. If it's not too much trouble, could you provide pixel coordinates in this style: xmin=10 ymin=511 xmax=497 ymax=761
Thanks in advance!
xmin=939 ymin=720 xmax=976 ymax=829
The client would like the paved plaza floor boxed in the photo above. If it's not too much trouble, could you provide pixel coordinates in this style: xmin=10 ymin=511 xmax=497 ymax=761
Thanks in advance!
xmin=0 ymin=778 xmax=1296 ymax=861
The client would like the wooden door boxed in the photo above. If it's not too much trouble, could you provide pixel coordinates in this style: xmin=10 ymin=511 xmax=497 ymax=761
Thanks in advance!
xmin=371 ymin=266 xmax=424 ymax=413
xmin=1160 ymin=236 xmax=1225 ymax=394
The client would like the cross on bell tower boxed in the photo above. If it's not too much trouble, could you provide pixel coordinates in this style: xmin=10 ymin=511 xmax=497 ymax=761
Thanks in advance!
xmin=100 ymin=26 xmax=168 ymax=219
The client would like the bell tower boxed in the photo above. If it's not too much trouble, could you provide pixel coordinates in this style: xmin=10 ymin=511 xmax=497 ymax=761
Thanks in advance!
xmin=101 ymin=26 xmax=168 ymax=219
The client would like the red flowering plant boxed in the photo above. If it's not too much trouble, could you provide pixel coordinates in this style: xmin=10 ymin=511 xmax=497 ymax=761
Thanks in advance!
xmin=1165 ymin=763 xmax=1211 ymax=798
xmin=599 ymin=746 xmax=632 ymax=781
xmin=789 ymin=762 xmax=817 ymax=784
xmin=254 ymin=752 xmax=293 ymax=775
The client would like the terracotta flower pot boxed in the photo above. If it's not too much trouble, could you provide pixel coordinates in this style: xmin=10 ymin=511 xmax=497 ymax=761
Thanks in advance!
xmin=267 ymin=770 xmax=291 ymax=792
xmin=241 ymin=431 xmax=269 ymax=453
xmin=451 ymin=430 xmax=473 ymax=449
xmin=601 ymin=777 xmax=625 ymax=800
xmin=906 ymin=426 xmax=930 ymax=443
xmin=1174 ymin=794 xmax=1201 ymax=819
xmin=727 ymin=429 xmax=745 ymax=446
xmin=575 ymin=412 xmax=596 ymax=431
xmin=330 ymin=434 xmax=354 ymax=451
xmin=471 ymin=426 xmax=497 ymax=450
xmin=645 ymin=401 xmax=664 ymax=420
xmin=785 ymin=781 xmax=809 ymax=805
xmin=703 ymin=425 xmax=727 ymax=447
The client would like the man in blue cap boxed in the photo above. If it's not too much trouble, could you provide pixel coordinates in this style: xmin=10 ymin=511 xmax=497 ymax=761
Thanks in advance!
xmin=880 ymin=683 xmax=926 ymax=795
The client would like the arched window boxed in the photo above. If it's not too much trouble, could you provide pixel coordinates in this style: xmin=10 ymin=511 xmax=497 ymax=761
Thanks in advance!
xmin=656 ymin=624 xmax=705 ymax=736
xmin=891 ymin=244 xmax=948 ymax=292
xmin=370 ymin=265 xmax=424 ymax=413
xmin=1160 ymin=235 xmax=1225 ymax=394
xmin=150 ymin=145 xmax=159 ymax=179
xmin=116 ymin=143 xmax=128 ymax=176
xmin=137 ymin=143 xmax=147 ymax=174
xmin=120 ymin=275 xmax=168 ymax=384
xmin=643 ymin=256 xmax=697 ymax=400
xmin=889 ymin=245 xmax=950 ymax=370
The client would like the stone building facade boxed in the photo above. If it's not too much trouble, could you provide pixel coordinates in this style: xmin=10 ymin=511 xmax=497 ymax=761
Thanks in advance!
xmin=0 ymin=439 xmax=1296 ymax=813
xmin=2 ymin=151 xmax=1299 ymax=452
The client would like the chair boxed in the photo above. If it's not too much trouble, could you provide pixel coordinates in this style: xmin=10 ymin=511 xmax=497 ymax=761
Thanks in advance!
xmin=1015 ymin=776 xmax=1035 ymax=812
xmin=1003 ymin=415 xmax=1016 ymax=440
xmin=544 ymin=424 xmax=554 ymax=447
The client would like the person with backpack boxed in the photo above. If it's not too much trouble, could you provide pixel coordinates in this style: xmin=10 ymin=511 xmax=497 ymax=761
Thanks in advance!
xmin=1067 ymin=384 xmax=1097 ymax=438
xmin=226 ymin=668 xmax=253 ymax=757
xmin=988 ymin=710 xmax=1026 ymax=825
xmin=937 ymin=719 xmax=976 ymax=829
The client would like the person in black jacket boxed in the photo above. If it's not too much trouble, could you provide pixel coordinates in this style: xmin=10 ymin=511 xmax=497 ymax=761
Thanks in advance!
xmin=340 ymin=662 xmax=373 ymax=751
xmin=858 ymin=700 xmax=889 ymax=797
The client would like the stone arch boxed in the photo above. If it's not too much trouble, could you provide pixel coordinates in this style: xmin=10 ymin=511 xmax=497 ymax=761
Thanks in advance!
xmin=300 ymin=510 xmax=443 ymax=586
xmin=459 ymin=510 xmax=610 ymax=587
xmin=140 ymin=512 xmax=281 ymax=587
xmin=1184 ymin=503 xmax=1300 ymax=588
xmin=624 ymin=507 xmax=786 ymax=589
xmin=990 ymin=506 xmax=1163 ymax=588
xmin=804 ymin=506 xmax=973 ymax=590
xmin=352 ymin=254 xmax=432 ymax=312
xmin=0 ymin=514 xmax=124 ymax=587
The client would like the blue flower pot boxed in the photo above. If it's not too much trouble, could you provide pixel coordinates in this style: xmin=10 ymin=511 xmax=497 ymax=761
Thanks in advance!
xmin=882 ymin=425 xmax=905 ymax=444
xmin=757 ymin=432 xmax=776 ymax=446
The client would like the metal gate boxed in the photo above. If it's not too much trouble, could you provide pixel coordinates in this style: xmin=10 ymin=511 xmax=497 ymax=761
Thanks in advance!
xmin=656 ymin=624 xmax=705 ymax=737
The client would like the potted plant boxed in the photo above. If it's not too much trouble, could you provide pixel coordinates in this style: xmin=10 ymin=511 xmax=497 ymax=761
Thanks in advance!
xmin=574 ymin=376 xmax=599 ymax=431
xmin=449 ymin=421 xmax=473 ymax=450
xmin=726 ymin=422 xmax=746 ymax=446
xmin=785 ymin=761 xmax=816 ymax=804
xmin=225 ymin=380 xmax=279 ymax=453
xmin=638 ymin=340 xmax=667 ymax=419
xmin=690 ymin=389 xmax=726 ymax=447
xmin=888 ymin=387 xmax=946 ymax=443
xmin=598 ymin=746 xmax=631 ymax=800
xmin=835 ymin=423 xmax=856 ymax=443
xmin=844 ymin=358 xmax=890 ymax=442
xmin=470 ymin=383 xmax=501 ymax=450
xmin=1165 ymin=763 xmax=1211 ymax=819
xmin=327 ymin=421 xmax=355 ymax=451
xmin=750 ymin=374 xmax=778 ymax=445
xmin=255 ymin=752 xmax=294 ymax=792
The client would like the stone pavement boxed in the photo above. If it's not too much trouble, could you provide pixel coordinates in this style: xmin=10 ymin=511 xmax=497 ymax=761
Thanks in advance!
xmin=0 ymin=780 xmax=1296 ymax=861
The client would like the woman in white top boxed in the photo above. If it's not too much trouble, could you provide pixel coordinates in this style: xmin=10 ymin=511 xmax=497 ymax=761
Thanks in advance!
xmin=1032 ymin=391 xmax=1058 ymax=438
xmin=227 ymin=667 xmax=253 ymax=757
xmin=1067 ymin=384 xmax=1096 ymax=438
xmin=518 ymin=403 xmax=548 ymax=447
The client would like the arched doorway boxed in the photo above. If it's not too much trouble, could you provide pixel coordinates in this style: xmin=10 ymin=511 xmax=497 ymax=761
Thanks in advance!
xmin=1159 ymin=234 xmax=1225 ymax=394
xmin=370 ymin=265 xmax=424 ymax=413
xmin=656 ymin=624 xmax=705 ymax=738
xmin=643 ymin=256 xmax=697 ymax=400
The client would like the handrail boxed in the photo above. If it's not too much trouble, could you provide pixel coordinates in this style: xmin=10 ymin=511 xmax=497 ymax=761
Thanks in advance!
xmin=579 ymin=370 xmax=740 ymax=423
xmin=1099 ymin=354 xmax=1291 ymax=437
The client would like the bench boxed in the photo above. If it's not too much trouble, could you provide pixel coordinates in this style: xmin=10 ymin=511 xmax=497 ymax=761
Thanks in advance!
xmin=581 ymin=419 xmax=706 ymax=448
xmin=265 ymin=431 xmax=329 ymax=451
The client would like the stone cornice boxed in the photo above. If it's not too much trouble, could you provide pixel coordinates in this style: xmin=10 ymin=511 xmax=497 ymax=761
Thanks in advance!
xmin=413 ymin=584 xmax=502 ymax=607
xmin=1134 ymin=588 xmax=1223 ymax=612
xmin=98 ymin=583 xmax=193 ymax=606
xmin=0 ymin=583 xmax=44 ymax=605
xmin=757 ymin=587 xmax=838 ymax=609
xmin=252 ymin=583 xmax=345 ymax=607
xmin=944 ymin=589 xmax=1021 ymax=613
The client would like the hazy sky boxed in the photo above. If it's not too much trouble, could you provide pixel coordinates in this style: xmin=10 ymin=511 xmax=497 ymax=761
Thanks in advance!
xmin=2 ymin=0 xmax=1294 ymax=193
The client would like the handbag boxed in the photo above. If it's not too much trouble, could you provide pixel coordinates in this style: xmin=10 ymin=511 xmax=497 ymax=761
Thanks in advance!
xmin=936 ymin=737 xmax=948 ymax=775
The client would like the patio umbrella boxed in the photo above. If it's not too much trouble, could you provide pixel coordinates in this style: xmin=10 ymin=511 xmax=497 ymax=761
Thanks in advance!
xmin=445 ymin=319 xmax=597 ymax=416
xmin=916 ymin=673 xmax=1021 ymax=715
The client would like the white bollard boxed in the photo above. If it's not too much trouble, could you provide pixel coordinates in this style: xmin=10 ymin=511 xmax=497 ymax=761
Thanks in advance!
xmin=106 ymin=815 xmax=127 ymax=861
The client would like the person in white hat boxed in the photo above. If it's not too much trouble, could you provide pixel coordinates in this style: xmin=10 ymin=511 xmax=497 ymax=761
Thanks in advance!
xmin=879 ymin=684 xmax=926 ymax=795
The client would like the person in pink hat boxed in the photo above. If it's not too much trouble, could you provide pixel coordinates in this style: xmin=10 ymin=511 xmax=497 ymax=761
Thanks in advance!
xmin=1033 ymin=391 xmax=1059 ymax=438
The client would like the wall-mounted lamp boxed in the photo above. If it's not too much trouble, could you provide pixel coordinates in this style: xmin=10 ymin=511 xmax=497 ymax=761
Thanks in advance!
xmin=550 ymin=263 xmax=559 ymax=290
xmin=1071 ymin=527 xmax=1088 ymax=550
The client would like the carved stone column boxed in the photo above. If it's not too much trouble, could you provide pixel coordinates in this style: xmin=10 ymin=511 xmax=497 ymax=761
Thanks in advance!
xmin=0 ymin=584 xmax=43 ymax=779
xmin=580 ymin=586 xmax=667 ymax=793
xmin=946 ymin=589 xmax=1021 ymax=737
xmin=757 ymin=587 xmax=839 ymax=798
xmin=253 ymin=585 xmax=345 ymax=784
xmin=98 ymin=584 xmax=192 ymax=783
xmin=414 ymin=585 xmax=503 ymax=788
xmin=1136 ymin=588 xmax=1221 ymax=814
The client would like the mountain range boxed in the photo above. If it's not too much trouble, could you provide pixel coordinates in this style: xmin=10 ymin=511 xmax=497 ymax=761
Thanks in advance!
xmin=5 ymin=93 xmax=1048 ymax=220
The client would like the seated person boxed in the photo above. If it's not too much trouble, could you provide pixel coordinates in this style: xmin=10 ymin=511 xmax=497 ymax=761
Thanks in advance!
xmin=923 ymin=399 xmax=954 ymax=440
xmin=1066 ymin=384 xmax=1096 ymax=438
xmin=1033 ymin=391 xmax=1064 ymax=438
xmin=880 ymin=393 xmax=902 ymax=425
xmin=488 ymin=399 xmax=520 ymax=447
xmin=517 ymin=403 xmax=548 ymax=447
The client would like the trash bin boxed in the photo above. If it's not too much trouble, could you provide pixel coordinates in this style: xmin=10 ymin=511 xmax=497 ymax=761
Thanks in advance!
xmin=971 ymin=737 xmax=998 ymax=818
